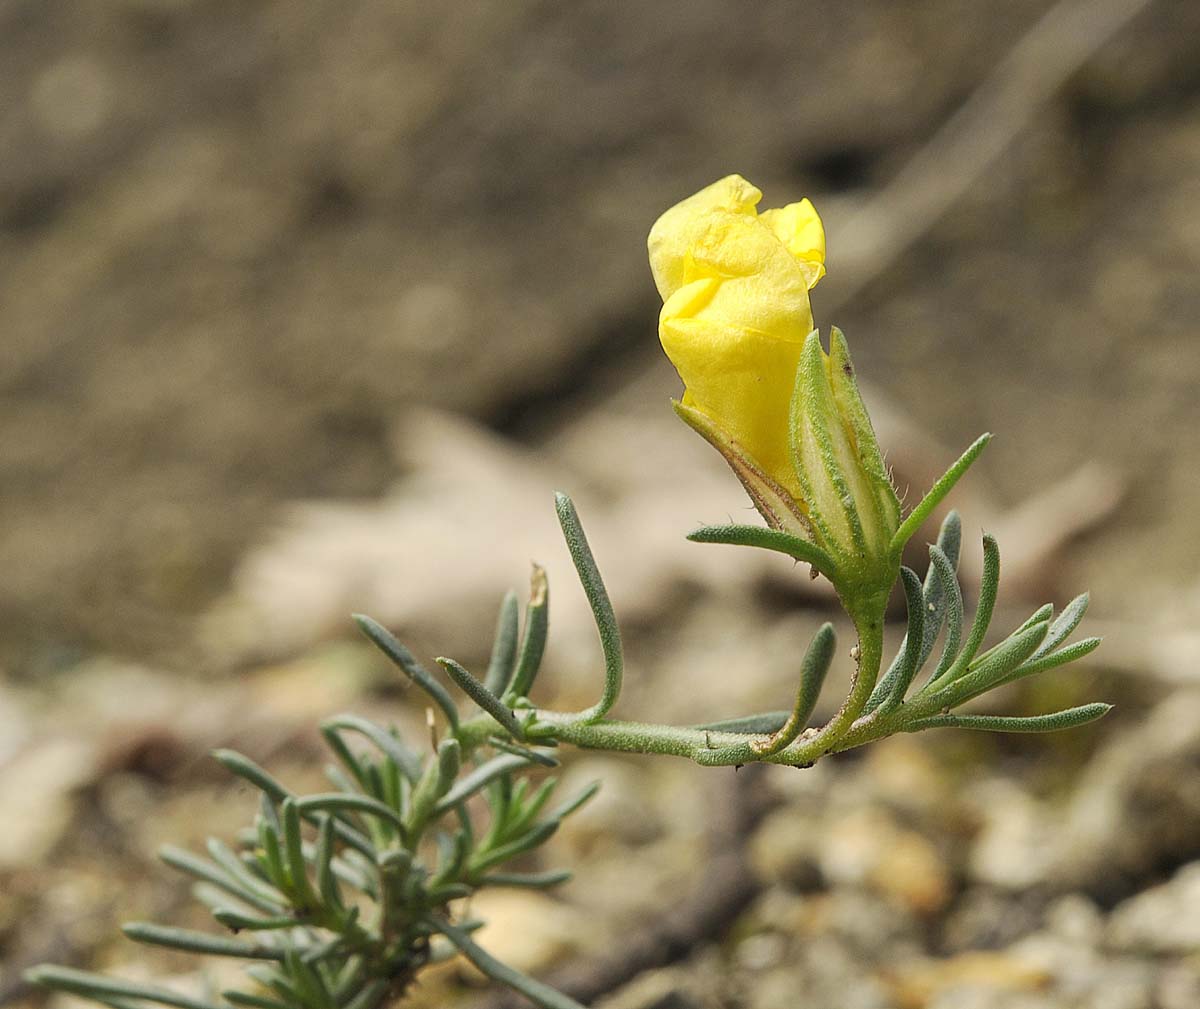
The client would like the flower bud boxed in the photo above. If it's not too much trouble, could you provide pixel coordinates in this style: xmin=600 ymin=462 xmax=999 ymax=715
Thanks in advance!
xmin=791 ymin=327 xmax=900 ymax=585
xmin=650 ymin=176 xmax=899 ymax=591
xmin=649 ymin=175 xmax=824 ymax=513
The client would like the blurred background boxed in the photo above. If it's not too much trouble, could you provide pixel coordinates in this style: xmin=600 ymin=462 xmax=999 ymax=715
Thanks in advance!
xmin=3 ymin=1 xmax=1200 ymax=1007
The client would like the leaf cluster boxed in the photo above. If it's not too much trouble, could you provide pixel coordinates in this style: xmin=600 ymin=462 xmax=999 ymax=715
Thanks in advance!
xmin=28 ymin=604 xmax=600 ymax=1009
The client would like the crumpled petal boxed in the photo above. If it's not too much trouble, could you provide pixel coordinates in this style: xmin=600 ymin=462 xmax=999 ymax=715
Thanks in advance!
xmin=648 ymin=175 xmax=826 ymax=499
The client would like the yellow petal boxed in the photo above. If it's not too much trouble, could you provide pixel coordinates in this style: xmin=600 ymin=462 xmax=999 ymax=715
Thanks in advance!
xmin=650 ymin=176 xmax=826 ymax=500
xmin=659 ymin=307 xmax=805 ymax=498
xmin=648 ymin=175 xmax=761 ymax=301
xmin=759 ymin=199 xmax=826 ymax=288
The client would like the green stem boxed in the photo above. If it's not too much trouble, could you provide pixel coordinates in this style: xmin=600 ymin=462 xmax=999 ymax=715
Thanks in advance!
xmin=529 ymin=601 xmax=887 ymax=768
xmin=461 ymin=598 xmax=890 ymax=769
xmin=791 ymin=600 xmax=885 ymax=754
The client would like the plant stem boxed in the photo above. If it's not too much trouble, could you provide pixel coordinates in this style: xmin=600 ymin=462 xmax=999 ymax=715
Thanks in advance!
xmin=528 ymin=600 xmax=888 ymax=768
xmin=785 ymin=598 xmax=886 ymax=755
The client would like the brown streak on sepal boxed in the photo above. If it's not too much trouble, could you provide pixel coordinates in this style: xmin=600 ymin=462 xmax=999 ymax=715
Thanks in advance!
xmin=672 ymin=400 xmax=816 ymax=542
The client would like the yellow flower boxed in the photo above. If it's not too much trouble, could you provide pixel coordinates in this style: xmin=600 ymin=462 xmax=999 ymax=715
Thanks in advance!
xmin=648 ymin=174 xmax=825 ymax=501
xmin=650 ymin=176 xmax=901 ymax=591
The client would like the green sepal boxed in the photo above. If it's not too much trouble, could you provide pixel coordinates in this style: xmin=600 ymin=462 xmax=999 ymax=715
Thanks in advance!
xmin=790 ymin=330 xmax=867 ymax=562
xmin=788 ymin=330 xmax=902 ymax=595
xmin=827 ymin=328 xmax=901 ymax=544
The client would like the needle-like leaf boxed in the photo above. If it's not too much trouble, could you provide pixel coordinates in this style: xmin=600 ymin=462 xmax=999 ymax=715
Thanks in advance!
xmin=890 ymin=434 xmax=991 ymax=556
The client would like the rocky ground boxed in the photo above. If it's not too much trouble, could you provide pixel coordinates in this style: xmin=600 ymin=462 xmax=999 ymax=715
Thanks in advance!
xmin=3 ymin=0 xmax=1200 ymax=1007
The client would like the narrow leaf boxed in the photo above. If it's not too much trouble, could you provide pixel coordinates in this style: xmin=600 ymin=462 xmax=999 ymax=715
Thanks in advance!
xmin=907 ymin=703 xmax=1111 ymax=733
xmin=890 ymin=433 xmax=991 ymax=556
xmin=212 ymin=749 xmax=290 ymax=804
xmin=341 ymin=979 xmax=389 ymax=1009
xmin=752 ymin=622 xmax=836 ymax=755
xmin=507 ymin=565 xmax=549 ymax=700
xmin=929 ymin=533 xmax=1000 ymax=689
xmin=1015 ymin=602 xmax=1054 ymax=633
xmin=281 ymin=799 xmax=319 ymax=907
xmin=212 ymin=750 xmax=376 ymax=860
xmin=204 ymin=840 xmax=288 ymax=912
xmin=547 ymin=780 xmax=600 ymax=822
xmin=686 ymin=524 xmax=835 ymax=575
xmin=981 ymin=636 xmax=1103 ymax=695
xmin=437 ymin=656 xmax=525 ymax=739
xmin=469 ymin=821 xmax=559 ymax=874
xmin=122 ymin=923 xmax=283 ymax=960
xmin=554 ymin=493 xmax=624 ymax=723
xmin=158 ymin=846 xmax=278 ymax=914
xmin=352 ymin=614 xmax=459 ymax=729
xmin=489 ymin=737 xmax=559 ymax=767
xmin=295 ymin=793 xmax=407 ymax=837
xmin=503 ymin=777 xmax=558 ymax=837
xmin=244 ymin=966 xmax=296 ymax=1004
xmin=212 ymin=909 xmax=298 ymax=933
xmin=866 ymin=566 xmax=925 ymax=713
xmin=926 ymin=545 xmax=964 ymax=683
xmin=430 ymin=917 xmax=589 ymax=1009
xmin=256 ymin=818 xmax=287 ymax=895
xmin=432 ymin=829 xmax=471 ymax=887
xmin=960 ymin=533 xmax=1001 ymax=669
xmin=322 ymin=714 xmax=422 ymax=783
xmin=406 ymin=738 xmax=461 ymax=836
xmin=692 ymin=711 xmax=791 ymax=734
xmin=915 ymin=511 xmax=962 ymax=671
xmin=1031 ymin=592 xmax=1090 ymax=660
xmin=24 ymin=967 xmax=224 ymax=1009
xmin=929 ymin=619 xmax=1051 ymax=707
xmin=318 ymin=727 xmax=371 ymax=793
xmin=484 ymin=590 xmax=521 ymax=695
xmin=223 ymin=992 xmax=291 ymax=1009
xmin=479 ymin=869 xmax=573 ymax=889
xmin=434 ymin=753 xmax=536 ymax=814
xmin=313 ymin=816 xmax=342 ymax=912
